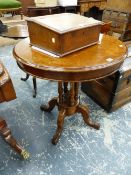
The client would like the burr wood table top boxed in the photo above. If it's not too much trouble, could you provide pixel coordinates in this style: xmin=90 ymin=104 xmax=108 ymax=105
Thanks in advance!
xmin=13 ymin=34 xmax=127 ymax=82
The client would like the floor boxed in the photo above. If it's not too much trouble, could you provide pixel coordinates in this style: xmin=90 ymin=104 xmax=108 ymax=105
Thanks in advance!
xmin=0 ymin=43 xmax=131 ymax=175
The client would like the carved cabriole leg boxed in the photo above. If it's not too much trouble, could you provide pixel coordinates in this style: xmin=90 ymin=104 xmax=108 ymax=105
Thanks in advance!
xmin=52 ymin=109 xmax=66 ymax=145
xmin=76 ymin=105 xmax=100 ymax=130
xmin=40 ymin=97 xmax=58 ymax=112
xmin=0 ymin=118 xmax=29 ymax=159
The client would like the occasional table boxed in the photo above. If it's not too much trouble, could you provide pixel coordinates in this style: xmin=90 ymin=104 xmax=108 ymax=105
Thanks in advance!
xmin=1 ymin=24 xmax=28 ymax=38
xmin=13 ymin=35 xmax=127 ymax=144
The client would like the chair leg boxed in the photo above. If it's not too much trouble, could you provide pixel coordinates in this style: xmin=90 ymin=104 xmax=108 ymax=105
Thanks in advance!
xmin=33 ymin=77 xmax=37 ymax=98
xmin=21 ymin=74 xmax=37 ymax=97
xmin=21 ymin=73 xmax=30 ymax=81
xmin=12 ymin=11 xmax=15 ymax=18
xmin=20 ymin=10 xmax=23 ymax=20
xmin=0 ymin=117 xmax=29 ymax=159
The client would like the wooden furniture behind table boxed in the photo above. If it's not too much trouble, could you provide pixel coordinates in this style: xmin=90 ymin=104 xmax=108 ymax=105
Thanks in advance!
xmin=102 ymin=0 xmax=131 ymax=41
xmin=27 ymin=5 xmax=80 ymax=17
xmin=19 ymin=0 xmax=35 ymax=15
xmin=0 ymin=61 xmax=29 ymax=159
xmin=13 ymin=35 xmax=126 ymax=144
xmin=78 ymin=0 xmax=107 ymax=15
xmin=0 ymin=0 xmax=23 ymax=19
xmin=81 ymin=41 xmax=131 ymax=112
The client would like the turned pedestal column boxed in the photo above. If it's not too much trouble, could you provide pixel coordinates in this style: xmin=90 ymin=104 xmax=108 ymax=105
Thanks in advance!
xmin=41 ymin=82 xmax=100 ymax=144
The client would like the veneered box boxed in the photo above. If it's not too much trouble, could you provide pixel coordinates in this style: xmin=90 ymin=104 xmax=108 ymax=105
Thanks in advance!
xmin=27 ymin=13 xmax=102 ymax=57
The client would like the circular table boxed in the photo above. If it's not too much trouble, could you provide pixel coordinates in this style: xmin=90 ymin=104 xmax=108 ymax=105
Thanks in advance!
xmin=13 ymin=34 xmax=127 ymax=144
xmin=1 ymin=24 xmax=28 ymax=38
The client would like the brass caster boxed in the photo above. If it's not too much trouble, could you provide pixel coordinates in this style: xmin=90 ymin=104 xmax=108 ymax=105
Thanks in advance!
xmin=21 ymin=149 xmax=30 ymax=160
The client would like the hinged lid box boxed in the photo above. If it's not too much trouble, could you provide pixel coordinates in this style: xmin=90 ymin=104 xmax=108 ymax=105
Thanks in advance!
xmin=27 ymin=13 xmax=102 ymax=56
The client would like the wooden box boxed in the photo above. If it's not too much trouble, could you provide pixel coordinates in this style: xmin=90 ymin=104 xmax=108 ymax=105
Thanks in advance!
xmin=27 ymin=13 xmax=102 ymax=56
xmin=81 ymin=42 xmax=131 ymax=112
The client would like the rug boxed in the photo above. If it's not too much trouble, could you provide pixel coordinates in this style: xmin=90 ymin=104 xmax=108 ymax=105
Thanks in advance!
xmin=0 ymin=45 xmax=131 ymax=175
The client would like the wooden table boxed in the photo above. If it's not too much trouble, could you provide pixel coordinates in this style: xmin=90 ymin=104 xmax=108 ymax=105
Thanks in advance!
xmin=1 ymin=24 xmax=28 ymax=38
xmin=13 ymin=35 xmax=127 ymax=144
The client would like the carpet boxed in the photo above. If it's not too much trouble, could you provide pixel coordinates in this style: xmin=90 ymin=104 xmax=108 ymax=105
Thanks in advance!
xmin=0 ymin=44 xmax=131 ymax=175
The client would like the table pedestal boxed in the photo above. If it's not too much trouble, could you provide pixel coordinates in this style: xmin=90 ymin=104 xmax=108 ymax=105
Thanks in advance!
xmin=0 ymin=118 xmax=29 ymax=159
xmin=41 ymin=82 xmax=100 ymax=145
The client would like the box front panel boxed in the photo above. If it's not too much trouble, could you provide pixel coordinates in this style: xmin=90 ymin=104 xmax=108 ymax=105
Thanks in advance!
xmin=61 ymin=25 xmax=101 ymax=55
xmin=27 ymin=22 xmax=62 ymax=55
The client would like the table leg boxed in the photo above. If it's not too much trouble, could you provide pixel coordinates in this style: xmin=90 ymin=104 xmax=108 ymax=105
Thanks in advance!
xmin=51 ymin=109 xmax=66 ymax=145
xmin=41 ymin=82 xmax=100 ymax=144
xmin=0 ymin=118 xmax=29 ymax=159
xmin=40 ymin=97 xmax=58 ymax=112
xmin=76 ymin=105 xmax=100 ymax=130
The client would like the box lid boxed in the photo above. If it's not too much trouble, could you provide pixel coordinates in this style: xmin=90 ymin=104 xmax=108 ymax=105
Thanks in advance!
xmin=27 ymin=13 xmax=102 ymax=34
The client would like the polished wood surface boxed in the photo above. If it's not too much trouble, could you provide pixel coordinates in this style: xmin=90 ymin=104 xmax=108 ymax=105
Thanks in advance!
xmin=0 ymin=62 xmax=29 ymax=159
xmin=27 ymin=13 xmax=101 ymax=56
xmin=27 ymin=23 xmax=101 ymax=57
xmin=13 ymin=34 xmax=127 ymax=82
